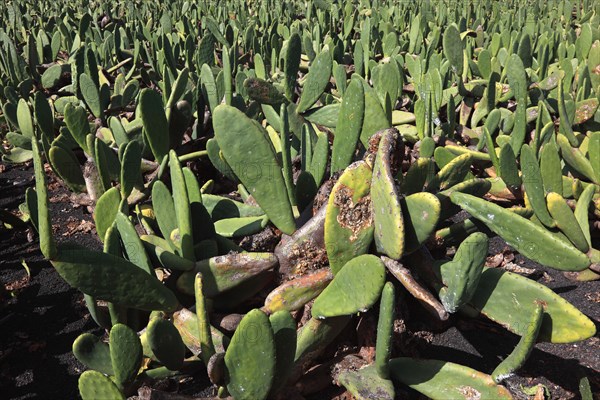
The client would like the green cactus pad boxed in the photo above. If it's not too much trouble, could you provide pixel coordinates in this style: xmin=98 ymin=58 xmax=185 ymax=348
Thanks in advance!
xmin=325 ymin=160 xmax=374 ymax=274
xmin=152 ymin=181 xmax=178 ymax=245
xmin=401 ymin=158 xmax=433 ymax=195
xmin=32 ymin=139 xmax=57 ymax=259
xmin=17 ymin=98 xmax=34 ymax=138
xmin=427 ymin=153 xmax=473 ymax=192
xmin=294 ymin=316 xmax=350 ymax=374
xmin=498 ymin=143 xmax=521 ymax=190
xmin=546 ymin=192 xmax=590 ymax=253
xmin=401 ymin=192 xmax=441 ymax=254
xmin=443 ymin=24 xmax=464 ymax=76
xmin=213 ymin=105 xmax=296 ymax=235
xmin=589 ymin=132 xmax=600 ymax=180
xmin=331 ymin=76 xmax=365 ymax=173
xmin=214 ymin=215 xmax=270 ymax=238
xmin=177 ymin=253 xmax=278 ymax=297
xmin=78 ymin=370 xmax=125 ymax=400
xmin=376 ymin=282 xmax=395 ymax=379
xmin=51 ymin=244 xmax=178 ymax=311
xmin=115 ymin=211 xmax=154 ymax=274
xmin=141 ymin=236 xmax=193 ymax=271
xmin=469 ymin=268 xmax=596 ymax=343
xmin=94 ymin=187 xmax=121 ymax=243
xmin=439 ymin=233 xmax=488 ymax=313
xmin=80 ymin=73 xmax=102 ymax=119
xmin=284 ymin=33 xmax=302 ymax=100
xmin=506 ymin=54 xmax=527 ymax=155
xmin=521 ymin=144 xmax=555 ymax=228
xmin=360 ymin=82 xmax=391 ymax=147
xmin=139 ymin=89 xmax=169 ymax=163
xmin=389 ymin=358 xmax=512 ymax=399
xmin=72 ymin=333 xmax=114 ymax=376
xmin=269 ymin=311 xmax=297 ymax=395
xmin=312 ymin=254 xmax=385 ymax=318
xmin=169 ymin=150 xmax=195 ymax=260
xmin=574 ymin=184 xmax=595 ymax=249
xmin=436 ymin=179 xmax=491 ymax=222
xmin=337 ymin=364 xmax=395 ymax=400
xmin=49 ymin=145 xmax=86 ymax=193
xmin=224 ymin=309 xmax=275 ymax=400
xmin=147 ymin=317 xmax=186 ymax=371
xmin=109 ymin=323 xmax=143 ymax=388
xmin=372 ymin=128 xmax=404 ymax=259
xmin=450 ymin=192 xmax=590 ymax=271
xmin=194 ymin=274 xmax=215 ymax=366
xmin=63 ymin=104 xmax=90 ymax=153
xmin=491 ymin=302 xmax=543 ymax=382
xmin=120 ymin=141 xmax=141 ymax=199
xmin=172 ymin=308 xmax=229 ymax=356
xmin=297 ymin=48 xmax=332 ymax=113
xmin=263 ymin=268 xmax=333 ymax=314
xmin=540 ymin=142 xmax=563 ymax=196
xmin=33 ymin=91 xmax=54 ymax=139
xmin=202 ymin=194 xmax=265 ymax=221
xmin=557 ymin=134 xmax=598 ymax=184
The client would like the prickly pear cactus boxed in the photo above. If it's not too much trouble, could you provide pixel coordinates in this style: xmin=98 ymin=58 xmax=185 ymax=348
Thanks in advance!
xmin=325 ymin=160 xmax=374 ymax=274
xmin=224 ymin=309 xmax=276 ymax=400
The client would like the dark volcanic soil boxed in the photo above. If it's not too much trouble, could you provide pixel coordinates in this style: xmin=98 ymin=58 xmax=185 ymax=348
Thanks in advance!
xmin=1 ymin=162 xmax=599 ymax=400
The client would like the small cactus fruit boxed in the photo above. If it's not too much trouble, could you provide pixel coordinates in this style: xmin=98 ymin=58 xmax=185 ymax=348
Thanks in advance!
xmin=78 ymin=370 xmax=125 ymax=400
xmin=311 ymin=254 xmax=385 ymax=318
xmin=439 ymin=232 xmax=488 ymax=313
xmin=389 ymin=358 xmax=512 ymax=399
xmin=224 ymin=309 xmax=276 ymax=400
xmin=492 ymin=302 xmax=544 ymax=382
xmin=325 ymin=160 xmax=374 ymax=274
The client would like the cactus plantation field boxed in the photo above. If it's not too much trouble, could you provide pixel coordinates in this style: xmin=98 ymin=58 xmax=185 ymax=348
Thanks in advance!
xmin=1 ymin=0 xmax=600 ymax=398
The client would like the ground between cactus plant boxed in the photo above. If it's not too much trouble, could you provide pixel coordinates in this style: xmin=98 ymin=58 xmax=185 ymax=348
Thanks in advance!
xmin=0 ymin=162 xmax=598 ymax=400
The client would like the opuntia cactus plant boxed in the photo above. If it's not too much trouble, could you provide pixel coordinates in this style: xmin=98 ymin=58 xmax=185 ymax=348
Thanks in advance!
xmin=3 ymin=0 xmax=599 ymax=399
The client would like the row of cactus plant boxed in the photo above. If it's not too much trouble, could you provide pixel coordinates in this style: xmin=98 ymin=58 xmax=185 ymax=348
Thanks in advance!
xmin=2 ymin=0 xmax=599 ymax=398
